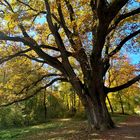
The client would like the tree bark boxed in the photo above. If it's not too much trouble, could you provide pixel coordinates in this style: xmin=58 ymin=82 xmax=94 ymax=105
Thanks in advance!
xmin=84 ymin=92 xmax=115 ymax=130
xmin=72 ymin=61 xmax=115 ymax=130
xmin=79 ymin=74 xmax=115 ymax=130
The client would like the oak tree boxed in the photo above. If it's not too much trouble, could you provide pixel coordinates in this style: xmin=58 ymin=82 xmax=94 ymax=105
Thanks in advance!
xmin=0 ymin=0 xmax=140 ymax=130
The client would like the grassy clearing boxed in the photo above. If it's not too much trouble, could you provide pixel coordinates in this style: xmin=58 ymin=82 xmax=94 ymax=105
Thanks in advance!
xmin=0 ymin=114 xmax=128 ymax=140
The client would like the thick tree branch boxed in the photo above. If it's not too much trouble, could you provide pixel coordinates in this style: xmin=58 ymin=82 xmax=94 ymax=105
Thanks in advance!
xmin=107 ymin=75 xmax=140 ymax=93
xmin=56 ymin=0 xmax=75 ymax=47
xmin=19 ymin=24 xmax=31 ymax=38
xmin=18 ymin=24 xmax=38 ymax=46
xmin=0 ymin=33 xmax=26 ymax=43
xmin=19 ymin=54 xmax=46 ymax=63
xmin=108 ymin=8 xmax=140 ymax=34
xmin=0 ymin=32 xmax=66 ymax=74
xmin=44 ymin=0 xmax=68 ymax=53
xmin=108 ymin=29 xmax=140 ymax=57
xmin=56 ymin=1 xmax=92 ymax=84
xmin=108 ymin=0 xmax=129 ymax=22
xmin=17 ymin=0 xmax=36 ymax=11
xmin=44 ymin=0 xmax=82 ymax=80
xmin=64 ymin=0 xmax=75 ymax=22
xmin=57 ymin=1 xmax=91 ymax=85
xmin=39 ymin=44 xmax=60 ymax=52
xmin=96 ymin=0 xmax=108 ymax=20
xmin=64 ymin=0 xmax=80 ymax=40
xmin=19 ymin=24 xmax=60 ymax=51
xmin=91 ymin=0 xmax=129 ymax=58
xmin=0 ymin=30 xmax=36 ymax=47
xmin=90 ymin=0 xmax=96 ymax=12
xmin=3 ymin=0 xmax=14 ymax=12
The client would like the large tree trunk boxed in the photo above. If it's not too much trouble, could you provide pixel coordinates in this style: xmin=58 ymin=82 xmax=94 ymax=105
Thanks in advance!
xmin=84 ymin=92 xmax=115 ymax=130
xmin=78 ymin=62 xmax=115 ymax=130
xmin=69 ymin=58 xmax=115 ymax=130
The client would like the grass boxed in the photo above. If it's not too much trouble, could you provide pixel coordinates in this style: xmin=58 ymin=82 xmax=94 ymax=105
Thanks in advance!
xmin=112 ymin=113 xmax=128 ymax=123
xmin=0 ymin=114 xmax=129 ymax=140
xmin=0 ymin=120 xmax=68 ymax=140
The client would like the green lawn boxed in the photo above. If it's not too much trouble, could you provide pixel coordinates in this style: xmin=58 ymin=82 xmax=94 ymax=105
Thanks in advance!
xmin=0 ymin=114 xmax=128 ymax=140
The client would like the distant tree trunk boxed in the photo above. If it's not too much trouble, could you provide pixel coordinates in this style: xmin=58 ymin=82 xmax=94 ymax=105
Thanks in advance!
xmin=73 ymin=91 xmax=76 ymax=109
xmin=118 ymin=92 xmax=125 ymax=114
xmin=71 ymin=91 xmax=76 ymax=115
xmin=78 ymin=97 xmax=81 ymax=112
xmin=50 ymin=86 xmax=53 ymax=107
xmin=3 ymin=70 xmax=6 ymax=84
xmin=107 ymin=95 xmax=114 ymax=114
xmin=66 ymin=94 xmax=69 ymax=110
xmin=43 ymin=89 xmax=47 ymax=121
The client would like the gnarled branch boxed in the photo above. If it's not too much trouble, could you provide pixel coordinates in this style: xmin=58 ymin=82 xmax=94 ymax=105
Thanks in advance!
xmin=108 ymin=0 xmax=129 ymax=22
xmin=108 ymin=8 xmax=140 ymax=34
xmin=108 ymin=29 xmax=140 ymax=57
xmin=0 ymin=32 xmax=66 ymax=74
xmin=107 ymin=75 xmax=140 ymax=93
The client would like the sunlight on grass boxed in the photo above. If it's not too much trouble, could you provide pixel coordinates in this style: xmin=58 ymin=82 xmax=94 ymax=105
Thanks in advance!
xmin=90 ymin=133 xmax=99 ymax=136
xmin=124 ymin=136 xmax=136 ymax=139
xmin=110 ymin=134 xmax=115 ymax=137
xmin=59 ymin=118 xmax=72 ymax=121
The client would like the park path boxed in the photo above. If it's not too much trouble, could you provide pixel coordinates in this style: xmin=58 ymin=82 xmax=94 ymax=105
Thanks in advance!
xmin=98 ymin=116 xmax=140 ymax=140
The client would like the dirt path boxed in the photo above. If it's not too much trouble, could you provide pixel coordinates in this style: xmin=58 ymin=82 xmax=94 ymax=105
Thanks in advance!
xmin=98 ymin=116 xmax=140 ymax=140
